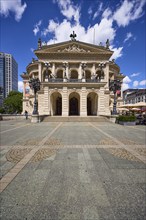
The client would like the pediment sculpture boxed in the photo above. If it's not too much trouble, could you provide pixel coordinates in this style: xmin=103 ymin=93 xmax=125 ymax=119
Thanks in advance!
xmin=58 ymin=44 xmax=91 ymax=53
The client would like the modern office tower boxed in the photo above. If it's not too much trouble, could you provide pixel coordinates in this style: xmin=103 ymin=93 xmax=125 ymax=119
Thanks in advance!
xmin=0 ymin=52 xmax=18 ymax=106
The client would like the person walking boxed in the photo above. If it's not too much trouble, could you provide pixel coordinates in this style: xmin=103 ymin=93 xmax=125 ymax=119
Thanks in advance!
xmin=24 ymin=110 xmax=28 ymax=119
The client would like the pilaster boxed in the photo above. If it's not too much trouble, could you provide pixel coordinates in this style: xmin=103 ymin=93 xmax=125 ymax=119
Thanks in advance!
xmin=98 ymin=87 xmax=105 ymax=115
xmin=62 ymin=87 xmax=68 ymax=116
xmin=38 ymin=62 xmax=42 ymax=81
xmin=80 ymin=87 xmax=87 ymax=116
xmin=43 ymin=86 xmax=49 ymax=115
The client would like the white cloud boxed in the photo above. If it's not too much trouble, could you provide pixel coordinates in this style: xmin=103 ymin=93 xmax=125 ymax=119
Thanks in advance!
xmin=113 ymin=0 xmax=146 ymax=27
xmin=93 ymin=2 xmax=103 ymax=20
xmin=53 ymin=0 xmax=80 ymax=22
xmin=0 ymin=0 xmax=27 ymax=22
xmin=133 ymin=80 xmax=139 ymax=87
xmin=110 ymin=46 xmax=123 ymax=60
xmin=102 ymin=8 xmax=112 ymax=19
xmin=121 ymin=76 xmax=132 ymax=91
xmin=88 ymin=7 xmax=93 ymax=16
xmin=43 ymin=17 xmax=116 ymax=47
xmin=121 ymin=83 xmax=129 ymax=91
xmin=139 ymin=80 xmax=146 ymax=86
xmin=123 ymin=76 xmax=132 ymax=83
xmin=130 ymin=72 xmax=140 ymax=77
xmin=132 ymin=79 xmax=146 ymax=88
xmin=18 ymin=81 xmax=23 ymax=92
xmin=124 ymin=32 xmax=133 ymax=43
xmin=33 ymin=20 xmax=42 ymax=36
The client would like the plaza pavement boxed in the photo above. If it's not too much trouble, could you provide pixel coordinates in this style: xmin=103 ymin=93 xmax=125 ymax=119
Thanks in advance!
xmin=0 ymin=119 xmax=146 ymax=220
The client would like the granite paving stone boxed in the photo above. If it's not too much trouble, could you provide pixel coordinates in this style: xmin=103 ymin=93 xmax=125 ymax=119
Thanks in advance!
xmin=0 ymin=119 xmax=145 ymax=219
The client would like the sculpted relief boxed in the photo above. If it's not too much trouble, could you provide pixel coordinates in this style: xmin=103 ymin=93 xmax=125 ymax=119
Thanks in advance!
xmin=58 ymin=44 xmax=91 ymax=53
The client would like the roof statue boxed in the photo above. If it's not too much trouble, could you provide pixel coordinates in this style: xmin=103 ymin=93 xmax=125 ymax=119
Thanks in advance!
xmin=38 ymin=38 xmax=42 ymax=49
xmin=106 ymin=39 xmax=110 ymax=49
xmin=70 ymin=31 xmax=77 ymax=41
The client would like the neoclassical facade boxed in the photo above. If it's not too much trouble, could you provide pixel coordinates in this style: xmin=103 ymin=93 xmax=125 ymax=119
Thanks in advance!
xmin=21 ymin=35 xmax=124 ymax=116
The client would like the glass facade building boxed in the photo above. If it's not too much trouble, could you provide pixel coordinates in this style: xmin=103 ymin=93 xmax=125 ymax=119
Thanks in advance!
xmin=0 ymin=52 xmax=18 ymax=106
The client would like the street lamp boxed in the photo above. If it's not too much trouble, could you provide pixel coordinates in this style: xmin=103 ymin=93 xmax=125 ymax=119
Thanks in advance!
xmin=98 ymin=62 xmax=106 ymax=80
xmin=29 ymin=78 xmax=41 ymax=115
xmin=109 ymin=79 xmax=122 ymax=115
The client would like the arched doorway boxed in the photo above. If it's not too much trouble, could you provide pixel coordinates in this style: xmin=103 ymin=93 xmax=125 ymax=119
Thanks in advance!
xmin=50 ymin=92 xmax=62 ymax=115
xmin=87 ymin=92 xmax=98 ymax=115
xmin=69 ymin=92 xmax=80 ymax=115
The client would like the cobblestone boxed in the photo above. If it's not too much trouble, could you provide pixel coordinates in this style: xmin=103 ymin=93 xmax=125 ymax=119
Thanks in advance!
xmin=0 ymin=120 xmax=146 ymax=220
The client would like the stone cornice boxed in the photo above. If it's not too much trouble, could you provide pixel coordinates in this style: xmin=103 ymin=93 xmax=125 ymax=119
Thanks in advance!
xmin=41 ymin=81 xmax=107 ymax=88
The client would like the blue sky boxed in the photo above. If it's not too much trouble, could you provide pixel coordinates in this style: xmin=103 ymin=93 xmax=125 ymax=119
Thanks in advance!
xmin=0 ymin=0 xmax=146 ymax=91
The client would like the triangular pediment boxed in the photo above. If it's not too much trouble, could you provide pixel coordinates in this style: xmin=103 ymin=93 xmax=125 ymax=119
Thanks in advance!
xmin=34 ymin=40 xmax=113 ymax=55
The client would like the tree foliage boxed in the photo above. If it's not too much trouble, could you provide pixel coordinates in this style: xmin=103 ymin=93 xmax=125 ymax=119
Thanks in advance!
xmin=3 ymin=91 xmax=23 ymax=114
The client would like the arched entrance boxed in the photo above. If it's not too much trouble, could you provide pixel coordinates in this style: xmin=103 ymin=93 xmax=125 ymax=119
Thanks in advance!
xmin=69 ymin=92 xmax=80 ymax=115
xmin=87 ymin=92 xmax=98 ymax=115
xmin=50 ymin=92 xmax=62 ymax=115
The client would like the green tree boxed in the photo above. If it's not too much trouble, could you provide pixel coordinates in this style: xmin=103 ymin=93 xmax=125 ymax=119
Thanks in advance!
xmin=4 ymin=91 xmax=23 ymax=114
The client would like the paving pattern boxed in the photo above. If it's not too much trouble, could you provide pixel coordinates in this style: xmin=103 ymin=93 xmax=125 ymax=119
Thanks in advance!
xmin=0 ymin=119 xmax=146 ymax=220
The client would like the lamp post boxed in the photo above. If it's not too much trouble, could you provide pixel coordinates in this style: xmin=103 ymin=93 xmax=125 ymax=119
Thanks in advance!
xmin=29 ymin=78 xmax=40 ymax=115
xmin=109 ymin=79 xmax=121 ymax=115
xmin=98 ymin=62 xmax=106 ymax=81
xmin=45 ymin=62 xmax=51 ymax=81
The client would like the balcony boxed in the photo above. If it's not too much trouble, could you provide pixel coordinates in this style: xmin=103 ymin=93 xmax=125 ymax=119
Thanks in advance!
xmin=44 ymin=78 xmax=103 ymax=83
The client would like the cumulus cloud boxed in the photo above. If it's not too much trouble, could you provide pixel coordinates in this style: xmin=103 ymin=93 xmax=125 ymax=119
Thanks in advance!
xmin=133 ymin=79 xmax=146 ymax=88
xmin=53 ymin=0 xmax=80 ymax=22
xmin=121 ymin=76 xmax=131 ymax=91
xmin=18 ymin=81 xmax=23 ymax=92
xmin=121 ymin=83 xmax=129 ymax=91
xmin=123 ymin=76 xmax=132 ymax=83
xmin=110 ymin=46 xmax=123 ymax=60
xmin=133 ymin=80 xmax=139 ymax=87
xmin=139 ymin=80 xmax=146 ymax=86
xmin=113 ymin=0 xmax=146 ymax=27
xmin=130 ymin=72 xmax=140 ymax=77
xmin=102 ymin=8 xmax=112 ymax=19
xmin=42 ymin=17 xmax=116 ymax=48
xmin=33 ymin=20 xmax=42 ymax=36
xmin=0 ymin=0 xmax=27 ymax=22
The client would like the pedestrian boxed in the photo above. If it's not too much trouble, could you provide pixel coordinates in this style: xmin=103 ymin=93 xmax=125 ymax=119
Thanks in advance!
xmin=24 ymin=110 xmax=28 ymax=119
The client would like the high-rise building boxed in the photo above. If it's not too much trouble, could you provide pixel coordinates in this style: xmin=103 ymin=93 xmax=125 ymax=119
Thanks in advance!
xmin=0 ymin=52 xmax=18 ymax=106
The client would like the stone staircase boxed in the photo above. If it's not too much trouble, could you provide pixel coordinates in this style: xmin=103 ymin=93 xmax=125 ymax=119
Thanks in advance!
xmin=42 ymin=116 xmax=109 ymax=122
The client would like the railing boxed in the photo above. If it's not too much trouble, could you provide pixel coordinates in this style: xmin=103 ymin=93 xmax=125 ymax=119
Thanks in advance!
xmin=46 ymin=78 xmax=102 ymax=83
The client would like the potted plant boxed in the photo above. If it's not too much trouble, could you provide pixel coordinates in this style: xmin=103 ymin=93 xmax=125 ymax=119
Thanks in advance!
xmin=117 ymin=115 xmax=136 ymax=125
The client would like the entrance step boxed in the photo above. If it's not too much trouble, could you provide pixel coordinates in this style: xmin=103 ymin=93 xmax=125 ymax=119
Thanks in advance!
xmin=42 ymin=116 xmax=109 ymax=122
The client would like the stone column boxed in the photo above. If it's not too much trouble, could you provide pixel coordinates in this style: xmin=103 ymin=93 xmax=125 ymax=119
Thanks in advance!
xmin=43 ymin=86 xmax=49 ymax=115
xmin=80 ymin=87 xmax=87 ymax=116
xmin=62 ymin=87 xmax=68 ymax=116
xmin=104 ymin=90 xmax=111 ymax=115
xmin=98 ymin=87 xmax=105 ymax=115
xmin=105 ymin=63 xmax=109 ymax=87
xmin=38 ymin=62 xmax=42 ymax=81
